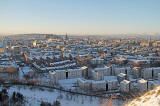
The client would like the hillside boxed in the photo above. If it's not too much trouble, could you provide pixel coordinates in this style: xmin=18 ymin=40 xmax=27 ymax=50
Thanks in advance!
xmin=127 ymin=86 xmax=160 ymax=106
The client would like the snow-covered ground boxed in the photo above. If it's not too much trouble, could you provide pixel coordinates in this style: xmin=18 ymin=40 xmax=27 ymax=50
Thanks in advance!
xmin=0 ymin=85 xmax=125 ymax=106
xmin=58 ymin=78 xmax=78 ymax=90
xmin=19 ymin=66 xmax=50 ymax=82
xmin=127 ymin=86 xmax=160 ymax=106
xmin=19 ymin=66 xmax=33 ymax=78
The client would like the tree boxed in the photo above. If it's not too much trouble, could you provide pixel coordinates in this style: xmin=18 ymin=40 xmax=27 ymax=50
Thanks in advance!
xmin=0 ymin=88 xmax=9 ymax=102
xmin=11 ymin=92 xmax=24 ymax=102
xmin=40 ymin=102 xmax=51 ymax=106
xmin=12 ymin=91 xmax=16 ymax=102
xmin=2 ymin=88 xmax=7 ymax=95
xmin=53 ymin=100 xmax=61 ymax=106
xmin=69 ymin=54 xmax=73 ymax=61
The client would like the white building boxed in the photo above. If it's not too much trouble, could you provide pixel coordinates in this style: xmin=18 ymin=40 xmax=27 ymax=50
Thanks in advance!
xmin=91 ymin=80 xmax=106 ymax=91
xmin=148 ymin=81 xmax=155 ymax=90
xmin=80 ymin=66 xmax=88 ymax=77
xmin=68 ymin=68 xmax=83 ymax=79
xmin=91 ymin=58 xmax=104 ymax=65
xmin=152 ymin=67 xmax=160 ymax=79
xmin=133 ymin=67 xmax=141 ymax=79
xmin=117 ymin=73 xmax=127 ymax=83
xmin=137 ymin=79 xmax=148 ymax=92
xmin=91 ymin=70 xmax=104 ymax=81
xmin=130 ymin=82 xmax=138 ymax=92
xmin=78 ymin=79 xmax=105 ymax=91
xmin=83 ymin=80 xmax=92 ymax=90
xmin=142 ymin=68 xmax=153 ymax=80
xmin=107 ymin=80 xmax=118 ymax=90
xmin=50 ymin=67 xmax=87 ymax=84
xmin=78 ymin=78 xmax=118 ymax=91
xmin=120 ymin=80 xmax=130 ymax=93
xmin=49 ymin=70 xmax=66 ymax=84
xmin=113 ymin=67 xmax=131 ymax=76
xmin=158 ymin=73 xmax=160 ymax=81
xmin=94 ymin=66 xmax=111 ymax=76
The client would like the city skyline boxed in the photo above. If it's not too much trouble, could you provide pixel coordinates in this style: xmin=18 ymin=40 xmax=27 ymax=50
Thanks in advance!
xmin=0 ymin=0 xmax=160 ymax=35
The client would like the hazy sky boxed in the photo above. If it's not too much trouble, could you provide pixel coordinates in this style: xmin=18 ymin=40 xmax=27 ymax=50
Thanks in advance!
xmin=0 ymin=0 xmax=160 ymax=35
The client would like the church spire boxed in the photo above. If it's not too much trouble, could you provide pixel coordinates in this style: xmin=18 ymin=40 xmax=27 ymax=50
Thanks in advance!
xmin=65 ymin=33 xmax=68 ymax=40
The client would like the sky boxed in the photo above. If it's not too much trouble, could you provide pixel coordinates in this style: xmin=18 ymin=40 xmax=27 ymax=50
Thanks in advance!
xmin=0 ymin=0 xmax=160 ymax=35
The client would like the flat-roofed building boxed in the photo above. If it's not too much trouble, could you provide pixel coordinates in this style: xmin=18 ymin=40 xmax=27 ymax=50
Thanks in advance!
xmin=142 ymin=68 xmax=153 ymax=80
xmin=120 ymin=80 xmax=130 ymax=93
xmin=117 ymin=73 xmax=127 ymax=83
xmin=138 ymin=79 xmax=148 ymax=92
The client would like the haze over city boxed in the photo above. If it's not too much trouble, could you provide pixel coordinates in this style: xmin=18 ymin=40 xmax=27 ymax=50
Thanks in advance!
xmin=1 ymin=0 xmax=160 ymax=106
xmin=0 ymin=0 xmax=160 ymax=35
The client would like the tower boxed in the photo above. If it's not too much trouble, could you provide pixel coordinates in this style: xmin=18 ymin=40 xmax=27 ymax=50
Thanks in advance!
xmin=65 ymin=33 xmax=68 ymax=40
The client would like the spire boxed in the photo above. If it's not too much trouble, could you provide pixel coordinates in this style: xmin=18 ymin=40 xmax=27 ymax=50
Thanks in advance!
xmin=65 ymin=33 xmax=68 ymax=40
